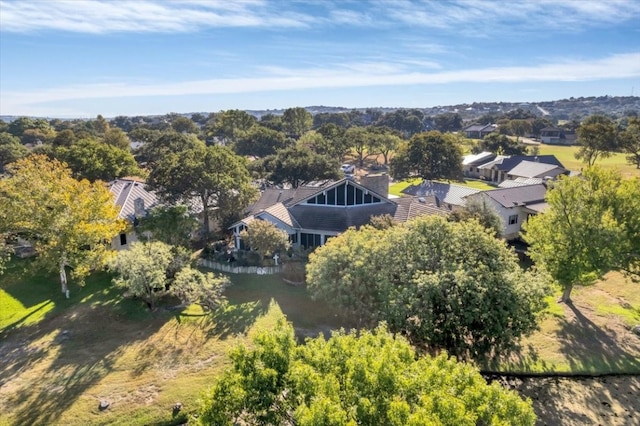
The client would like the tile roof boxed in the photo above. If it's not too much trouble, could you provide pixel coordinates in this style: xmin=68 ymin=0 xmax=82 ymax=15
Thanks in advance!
xmin=108 ymin=178 xmax=160 ymax=221
xmin=401 ymin=180 xmax=481 ymax=207
xmin=479 ymin=184 xmax=547 ymax=208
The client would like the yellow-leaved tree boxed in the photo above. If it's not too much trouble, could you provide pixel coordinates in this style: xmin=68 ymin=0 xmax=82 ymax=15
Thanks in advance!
xmin=0 ymin=155 xmax=126 ymax=296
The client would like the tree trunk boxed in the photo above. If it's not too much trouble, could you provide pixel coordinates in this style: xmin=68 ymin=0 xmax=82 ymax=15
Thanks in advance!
xmin=59 ymin=261 xmax=69 ymax=298
xmin=201 ymin=195 xmax=210 ymax=242
xmin=559 ymin=284 xmax=573 ymax=303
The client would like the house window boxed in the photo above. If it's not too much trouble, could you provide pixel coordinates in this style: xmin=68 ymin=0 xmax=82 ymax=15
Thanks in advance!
xmin=119 ymin=233 xmax=127 ymax=246
xmin=508 ymin=214 xmax=518 ymax=225
xmin=300 ymin=233 xmax=322 ymax=249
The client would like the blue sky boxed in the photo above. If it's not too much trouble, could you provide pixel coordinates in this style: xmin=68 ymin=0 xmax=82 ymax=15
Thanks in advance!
xmin=1 ymin=0 xmax=640 ymax=118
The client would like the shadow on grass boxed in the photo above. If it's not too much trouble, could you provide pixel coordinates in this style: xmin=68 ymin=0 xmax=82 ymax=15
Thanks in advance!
xmin=556 ymin=302 xmax=640 ymax=374
xmin=0 ymin=265 xmax=170 ymax=426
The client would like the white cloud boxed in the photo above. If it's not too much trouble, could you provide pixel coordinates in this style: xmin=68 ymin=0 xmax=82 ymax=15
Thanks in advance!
xmin=3 ymin=53 xmax=639 ymax=114
xmin=3 ymin=0 xmax=639 ymax=34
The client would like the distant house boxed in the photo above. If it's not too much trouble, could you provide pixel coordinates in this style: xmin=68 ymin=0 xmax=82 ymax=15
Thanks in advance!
xmin=539 ymin=127 xmax=576 ymax=145
xmin=462 ymin=152 xmax=497 ymax=178
xmin=401 ymin=180 xmax=481 ymax=208
xmin=465 ymin=184 xmax=548 ymax=240
xmin=506 ymin=160 xmax=568 ymax=181
xmin=230 ymin=177 xmax=451 ymax=251
xmin=463 ymin=124 xmax=498 ymax=139
xmin=477 ymin=155 xmax=564 ymax=184
xmin=109 ymin=178 xmax=160 ymax=250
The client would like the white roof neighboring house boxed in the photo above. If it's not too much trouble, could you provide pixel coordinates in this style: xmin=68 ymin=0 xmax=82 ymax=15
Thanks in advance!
xmin=462 ymin=151 xmax=496 ymax=166
xmin=498 ymin=177 xmax=544 ymax=188
xmin=506 ymin=160 xmax=568 ymax=180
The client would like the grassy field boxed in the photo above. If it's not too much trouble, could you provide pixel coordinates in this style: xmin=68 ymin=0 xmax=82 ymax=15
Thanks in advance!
xmin=2 ymin=259 xmax=639 ymax=425
xmin=493 ymin=271 xmax=640 ymax=374
xmin=535 ymin=143 xmax=640 ymax=178
xmin=388 ymin=177 xmax=493 ymax=196
xmin=0 ymin=262 xmax=349 ymax=426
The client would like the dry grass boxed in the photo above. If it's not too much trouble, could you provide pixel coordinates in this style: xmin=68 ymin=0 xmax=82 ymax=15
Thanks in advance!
xmin=0 ymin=264 xmax=349 ymax=426
xmin=494 ymin=272 xmax=640 ymax=374
xmin=536 ymin=144 xmax=640 ymax=178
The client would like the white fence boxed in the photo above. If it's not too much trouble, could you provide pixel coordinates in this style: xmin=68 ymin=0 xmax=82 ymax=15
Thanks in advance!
xmin=198 ymin=259 xmax=282 ymax=275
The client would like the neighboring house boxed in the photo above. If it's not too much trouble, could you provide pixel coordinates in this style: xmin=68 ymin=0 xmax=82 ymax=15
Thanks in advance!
xmin=463 ymin=124 xmax=498 ymax=139
xmin=462 ymin=152 xmax=496 ymax=178
xmin=109 ymin=178 xmax=160 ymax=250
xmin=477 ymin=155 xmax=564 ymax=184
xmin=539 ymin=127 xmax=576 ymax=145
xmin=401 ymin=180 xmax=481 ymax=208
xmin=465 ymin=184 xmax=548 ymax=240
xmin=506 ymin=160 xmax=568 ymax=181
xmin=230 ymin=177 xmax=452 ymax=251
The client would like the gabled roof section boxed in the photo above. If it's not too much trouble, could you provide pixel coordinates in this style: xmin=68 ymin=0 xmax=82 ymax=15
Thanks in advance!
xmin=507 ymin=160 xmax=566 ymax=179
xmin=401 ymin=180 xmax=480 ymax=207
xmin=462 ymin=151 xmax=496 ymax=166
xmin=479 ymin=184 xmax=547 ymax=208
xmin=259 ymin=202 xmax=301 ymax=228
xmin=108 ymin=178 xmax=160 ymax=221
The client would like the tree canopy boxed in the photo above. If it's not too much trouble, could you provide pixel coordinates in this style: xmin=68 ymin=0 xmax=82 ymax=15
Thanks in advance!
xmin=523 ymin=167 xmax=640 ymax=302
xmin=198 ymin=320 xmax=536 ymax=426
xmin=307 ymin=215 xmax=549 ymax=361
xmin=473 ymin=133 xmax=528 ymax=156
xmin=390 ymin=131 xmax=463 ymax=181
xmin=575 ymin=115 xmax=618 ymax=167
xmin=240 ymin=220 xmax=291 ymax=260
xmin=259 ymin=144 xmax=341 ymax=188
xmin=147 ymin=143 xmax=257 ymax=233
xmin=620 ymin=116 xmax=640 ymax=169
xmin=0 ymin=155 xmax=125 ymax=295
xmin=54 ymin=139 xmax=141 ymax=182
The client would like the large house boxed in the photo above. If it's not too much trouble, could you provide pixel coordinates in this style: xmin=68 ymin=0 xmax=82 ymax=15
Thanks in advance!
xmin=230 ymin=177 xmax=452 ymax=250
xmin=539 ymin=127 xmax=576 ymax=145
xmin=465 ymin=184 xmax=548 ymax=240
xmin=462 ymin=151 xmax=497 ymax=178
xmin=401 ymin=180 xmax=481 ymax=208
xmin=108 ymin=178 xmax=160 ymax=249
xmin=463 ymin=124 xmax=498 ymax=139
xmin=477 ymin=155 xmax=564 ymax=184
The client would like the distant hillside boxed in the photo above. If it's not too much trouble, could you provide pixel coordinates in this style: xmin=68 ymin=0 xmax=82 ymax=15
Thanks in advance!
xmin=2 ymin=96 xmax=638 ymax=123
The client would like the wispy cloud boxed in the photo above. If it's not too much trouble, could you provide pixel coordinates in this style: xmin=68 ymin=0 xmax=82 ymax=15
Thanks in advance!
xmin=0 ymin=0 xmax=313 ymax=33
xmin=3 ymin=0 xmax=640 ymax=34
xmin=4 ymin=52 xmax=639 ymax=113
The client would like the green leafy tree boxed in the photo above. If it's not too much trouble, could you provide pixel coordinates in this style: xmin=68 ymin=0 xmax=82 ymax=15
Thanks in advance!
xmin=0 ymin=155 xmax=126 ymax=296
xmin=575 ymin=115 xmax=618 ymax=167
xmin=620 ymin=116 xmax=640 ymax=169
xmin=198 ymin=320 xmax=536 ymax=425
xmin=372 ymin=127 xmax=403 ymax=165
xmin=143 ymin=131 xmax=203 ymax=165
xmin=52 ymin=129 xmax=77 ymax=147
xmin=433 ymin=112 xmax=463 ymax=132
xmin=282 ymin=107 xmax=313 ymax=139
xmin=449 ymin=196 xmax=504 ymax=238
xmin=307 ymin=216 xmax=549 ymax=361
xmin=233 ymin=125 xmax=288 ymax=157
xmin=55 ymin=139 xmax=141 ymax=182
xmin=509 ymin=119 xmax=533 ymax=142
xmin=110 ymin=241 xmax=174 ymax=310
xmin=171 ymin=116 xmax=199 ymax=134
xmin=345 ymin=126 xmax=381 ymax=167
xmin=137 ymin=205 xmax=199 ymax=248
xmin=171 ymin=266 xmax=229 ymax=309
xmin=315 ymin=123 xmax=350 ymax=158
xmin=102 ymin=128 xmax=130 ymax=150
xmin=240 ymin=220 xmax=291 ymax=260
xmin=523 ymin=167 xmax=640 ymax=303
xmin=390 ymin=131 xmax=463 ymax=181
xmin=148 ymin=143 xmax=257 ymax=234
xmin=207 ymin=109 xmax=256 ymax=144
xmin=474 ymin=133 xmax=528 ymax=155
xmin=261 ymin=144 xmax=341 ymax=188
xmin=0 ymin=133 xmax=28 ymax=171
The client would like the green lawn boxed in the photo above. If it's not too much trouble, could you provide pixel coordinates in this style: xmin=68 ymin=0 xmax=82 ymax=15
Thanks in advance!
xmin=0 ymin=260 xmax=351 ymax=426
xmin=2 ymin=257 xmax=639 ymax=425
xmin=536 ymin=144 xmax=640 ymax=178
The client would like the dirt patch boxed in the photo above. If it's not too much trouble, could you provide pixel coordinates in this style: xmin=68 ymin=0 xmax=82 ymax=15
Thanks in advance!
xmin=510 ymin=375 xmax=640 ymax=426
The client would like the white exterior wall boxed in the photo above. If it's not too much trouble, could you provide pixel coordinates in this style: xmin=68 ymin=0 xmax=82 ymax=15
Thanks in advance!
xmin=111 ymin=231 xmax=140 ymax=250
xmin=475 ymin=195 xmax=527 ymax=240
